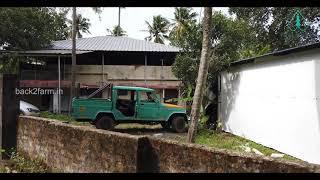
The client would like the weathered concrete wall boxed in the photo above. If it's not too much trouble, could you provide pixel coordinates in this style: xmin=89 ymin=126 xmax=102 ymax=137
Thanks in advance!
xmin=64 ymin=65 xmax=179 ymax=85
xmin=17 ymin=116 xmax=140 ymax=173
xmin=21 ymin=65 xmax=180 ymax=87
xmin=17 ymin=116 xmax=320 ymax=173
xmin=146 ymin=137 xmax=320 ymax=173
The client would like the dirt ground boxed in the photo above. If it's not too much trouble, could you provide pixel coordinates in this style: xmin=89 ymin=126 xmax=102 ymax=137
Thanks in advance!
xmin=72 ymin=122 xmax=188 ymax=141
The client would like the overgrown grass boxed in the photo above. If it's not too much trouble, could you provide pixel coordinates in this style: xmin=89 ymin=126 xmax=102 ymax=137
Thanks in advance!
xmin=0 ymin=166 xmax=6 ymax=173
xmin=9 ymin=151 xmax=49 ymax=173
xmin=39 ymin=111 xmax=91 ymax=126
xmin=0 ymin=149 xmax=57 ymax=173
xmin=195 ymin=128 xmax=300 ymax=162
xmin=39 ymin=111 xmax=74 ymax=122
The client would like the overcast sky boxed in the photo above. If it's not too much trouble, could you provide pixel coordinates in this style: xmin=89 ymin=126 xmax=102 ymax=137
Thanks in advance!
xmin=71 ymin=7 xmax=229 ymax=42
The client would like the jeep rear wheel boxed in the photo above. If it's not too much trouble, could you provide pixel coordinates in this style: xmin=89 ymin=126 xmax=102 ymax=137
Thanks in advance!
xmin=171 ymin=116 xmax=186 ymax=133
xmin=95 ymin=116 xmax=115 ymax=130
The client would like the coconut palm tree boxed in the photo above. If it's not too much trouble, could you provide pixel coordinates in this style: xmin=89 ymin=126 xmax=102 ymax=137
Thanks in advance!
xmin=91 ymin=7 xmax=102 ymax=15
xmin=144 ymin=15 xmax=170 ymax=44
xmin=107 ymin=25 xmax=127 ymax=36
xmin=67 ymin=14 xmax=91 ymax=38
xmin=69 ymin=7 xmax=77 ymax=115
xmin=68 ymin=7 xmax=102 ymax=115
xmin=117 ymin=7 xmax=125 ymax=36
xmin=170 ymin=7 xmax=197 ymax=41
xmin=187 ymin=7 xmax=213 ymax=143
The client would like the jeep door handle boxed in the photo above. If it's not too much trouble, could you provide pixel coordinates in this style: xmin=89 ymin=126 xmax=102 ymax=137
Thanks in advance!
xmin=141 ymin=103 xmax=144 ymax=105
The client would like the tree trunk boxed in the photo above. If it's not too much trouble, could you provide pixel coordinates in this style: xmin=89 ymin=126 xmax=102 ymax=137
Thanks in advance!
xmin=118 ymin=7 xmax=121 ymax=36
xmin=68 ymin=7 xmax=77 ymax=115
xmin=187 ymin=7 xmax=213 ymax=143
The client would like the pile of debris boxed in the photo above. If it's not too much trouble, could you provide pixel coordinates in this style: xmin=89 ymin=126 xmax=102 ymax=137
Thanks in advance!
xmin=238 ymin=143 xmax=285 ymax=158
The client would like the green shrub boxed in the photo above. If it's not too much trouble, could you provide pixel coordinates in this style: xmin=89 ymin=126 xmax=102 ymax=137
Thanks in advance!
xmin=9 ymin=151 xmax=49 ymax=173
xmin=39 ymin=111 xmax=74 ymax=122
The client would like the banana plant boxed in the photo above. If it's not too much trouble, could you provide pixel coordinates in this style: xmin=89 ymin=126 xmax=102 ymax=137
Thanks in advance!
xmin=179 ymin=84 xmax=193 ymax=103
xmin=165 ymin=84 xmax=193 ymax=104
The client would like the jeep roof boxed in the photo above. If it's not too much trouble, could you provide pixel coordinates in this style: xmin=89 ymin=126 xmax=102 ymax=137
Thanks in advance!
xmin=113 ymin=86 xmax=154 ymax=92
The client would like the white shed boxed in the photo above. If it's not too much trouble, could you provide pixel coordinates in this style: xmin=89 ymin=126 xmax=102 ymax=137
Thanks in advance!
xmin=219 ymin=43 xmax=320 ymax=164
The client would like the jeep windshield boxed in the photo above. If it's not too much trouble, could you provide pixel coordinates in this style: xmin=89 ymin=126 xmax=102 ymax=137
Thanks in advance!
xmin=140 ymin=91 xmax=158 ymax=102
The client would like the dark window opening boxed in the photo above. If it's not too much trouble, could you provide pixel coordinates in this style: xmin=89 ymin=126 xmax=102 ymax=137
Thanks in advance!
xmin=116 ymin=90 xmax=136 ymax=117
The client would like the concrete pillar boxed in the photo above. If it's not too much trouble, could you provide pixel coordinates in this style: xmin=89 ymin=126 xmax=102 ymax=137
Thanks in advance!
xmin=144 ymin=54 xmax=147 ymax=86
xmin=162 ymin=89 xmax=165 ymax=103
xmin=58 ymin=56 xmax=61 ymax=113
xmin=102 ymin=53 xmax=105 ymax=85
xmin=53 ymin=93 xmax=58 ymax=113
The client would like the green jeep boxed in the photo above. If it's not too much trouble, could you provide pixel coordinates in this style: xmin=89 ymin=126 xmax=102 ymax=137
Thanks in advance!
xmin=71 ymin=84 xmax=188 ymax=133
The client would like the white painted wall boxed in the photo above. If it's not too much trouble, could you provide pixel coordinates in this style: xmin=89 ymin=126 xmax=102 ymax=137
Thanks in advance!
xmin=219 ymin=49 xmax=320 ymax=164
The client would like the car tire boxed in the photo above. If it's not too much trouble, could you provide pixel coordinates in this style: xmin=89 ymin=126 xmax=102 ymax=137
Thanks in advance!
xmin=160 ymin=121 xmax=170 ymax=130
xmin=171 ymin=116 xmax=186 ymax=133
xmin=95 ymin=116 xmax=115 ymax=130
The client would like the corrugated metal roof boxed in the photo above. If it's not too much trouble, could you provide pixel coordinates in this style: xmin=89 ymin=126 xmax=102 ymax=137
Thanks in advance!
xmin=48 ymin=36 xmax=181 ymax=52
xmin=18 ymin=50 xmax=92 ymax=55
xmin=0 ymin=49 xmax=92 ymax=55
xmin=231 ymin=42 xmax=320 ymax=67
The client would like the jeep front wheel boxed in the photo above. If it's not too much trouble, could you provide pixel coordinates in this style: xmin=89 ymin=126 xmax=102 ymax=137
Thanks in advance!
xmin=95 ymin=116 xmax=115 ymax=130
xmin=171 ymin=116 xmax=186 ymax=133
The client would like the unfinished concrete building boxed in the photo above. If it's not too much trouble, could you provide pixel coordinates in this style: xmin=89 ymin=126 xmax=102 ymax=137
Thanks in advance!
xmin=9 ymin=36 xmax=181 ymax=113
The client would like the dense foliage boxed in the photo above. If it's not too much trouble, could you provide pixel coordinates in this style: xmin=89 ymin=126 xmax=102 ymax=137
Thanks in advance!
xmin=229 ymin=7 xmax=320 ymax=50
xmin=171 ymin=7 xmax=320 ymax=103
xmin=0 ymin=7 xmax=69 ymax=50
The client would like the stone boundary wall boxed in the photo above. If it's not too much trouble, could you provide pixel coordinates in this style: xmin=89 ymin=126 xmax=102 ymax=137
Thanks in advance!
xmin=17 ymin=116 xmax=140 ymax=172
xmin=17 ymin=116 xmax=320 ymax=173
xmin=146 ymin=137 xmax=320 ymax=173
